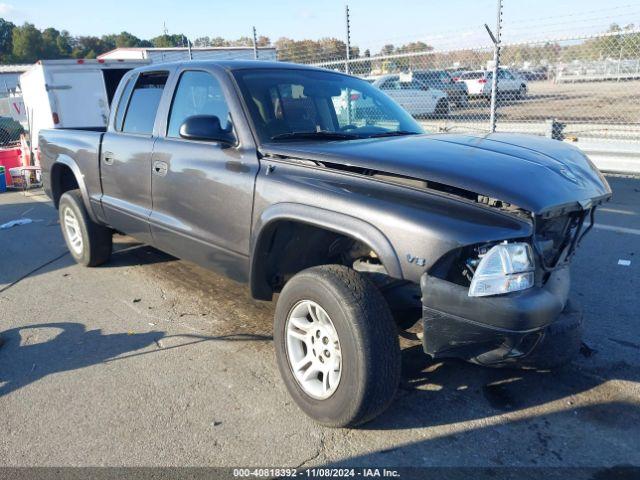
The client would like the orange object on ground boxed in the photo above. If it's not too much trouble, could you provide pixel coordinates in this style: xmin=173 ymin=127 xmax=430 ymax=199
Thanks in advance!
xmin=20 ymin=135 xmax=32 ymax=167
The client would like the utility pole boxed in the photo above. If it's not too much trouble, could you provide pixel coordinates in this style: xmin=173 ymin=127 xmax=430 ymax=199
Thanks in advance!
xmin=345 ymin=5 xmax=351 ymax=75
xmin=252 ymin=26 xmax=259 ymax=60
xmin=187 ymin=37 xmax=192 ymax=60
xmin=485 ymin=0 xmax=503 ymax=133
xmin=345 ymin=4 xmax=352 ymax=124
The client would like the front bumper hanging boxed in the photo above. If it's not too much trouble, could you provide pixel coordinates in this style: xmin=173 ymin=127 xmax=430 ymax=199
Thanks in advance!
xmin=420 ymin=267 xmax=583 ymax=366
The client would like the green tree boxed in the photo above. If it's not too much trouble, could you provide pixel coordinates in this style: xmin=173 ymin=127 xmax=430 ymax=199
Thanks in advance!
xmin=230 ymin=36 xmax=253 ymax=47
xmin=209 ymin=36 xmax=229 ymax=47
xmin=116 ymin=31 xmax=140 ymax=48
xmin=257 ymin=35 xmax=271 ymax=47
xmin=12 ymin=23 xmax=43 ymax=62
xmin=56 ymin=30 xmax=72 ymax=57
xmin=109 ymin=31 xmax=152 ymax=48
xmin=41 ymin=27 xmax=62 ymax=59
xmin=0 ymin=18 xmax=16 ymax=62
xmin=380 ymin=44 xmax=395 ymax=56
xmin=193 ymin=36 xmax=211 ymax=47
xmin=151 ymin=33 xmax=188 ymax=48
xmin=358 ymin=49 xmax=372 ymax=76
xmin=71 ymin=36 xmax=112 ymax=58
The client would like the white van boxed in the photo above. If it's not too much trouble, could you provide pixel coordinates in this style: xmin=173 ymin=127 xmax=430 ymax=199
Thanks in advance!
xmin=20 ymin=59 xmax=149 ymax=152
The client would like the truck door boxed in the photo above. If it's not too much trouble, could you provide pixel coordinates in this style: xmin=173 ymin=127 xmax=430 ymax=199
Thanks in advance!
xmin=148 ymin=69 xmax=258 ymax=282
xmin=100 ymin=71 xmax=170 ymax=244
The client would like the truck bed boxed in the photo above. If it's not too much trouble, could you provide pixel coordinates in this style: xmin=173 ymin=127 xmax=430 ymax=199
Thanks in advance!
xmin=39 ymin=128 xmax=105 ymax=218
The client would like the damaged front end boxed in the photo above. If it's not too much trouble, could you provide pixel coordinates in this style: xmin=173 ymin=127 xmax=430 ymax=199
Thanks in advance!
xmin=421 ymin=203 xmax=601 ymax=367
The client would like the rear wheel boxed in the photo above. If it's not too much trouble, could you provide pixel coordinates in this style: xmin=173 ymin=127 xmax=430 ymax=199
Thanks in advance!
xmin=517 ymin=84 xmax=527 ymax=99
xmin=274 ymin=265 xmax=401 ymax=427
xmin=435 ymin=98 xmax=449 ymax=118
xmin=59 ymin=189 xmax=112 ymax=267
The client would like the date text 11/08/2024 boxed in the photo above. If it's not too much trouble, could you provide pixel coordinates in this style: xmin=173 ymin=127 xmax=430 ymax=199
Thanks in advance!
xmin=232 ymin=468 xmax=401 ymax=477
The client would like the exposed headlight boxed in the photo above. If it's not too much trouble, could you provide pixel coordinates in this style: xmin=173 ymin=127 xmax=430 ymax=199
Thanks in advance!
xmin=468 ymin=242 xmax=534 ymax=297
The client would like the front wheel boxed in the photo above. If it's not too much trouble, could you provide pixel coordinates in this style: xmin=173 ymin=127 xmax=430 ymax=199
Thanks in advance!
xmin=274 ymin=265 xmax=401 ymax=427
xmin=59 ymin=189 xmax=112 ymax=267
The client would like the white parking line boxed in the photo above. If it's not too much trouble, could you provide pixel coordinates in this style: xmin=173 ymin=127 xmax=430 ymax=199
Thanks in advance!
xmin=600 ymin=207 xmax=635 ymax=216
xmin=594 ymin=224 xmax=640 ymax=236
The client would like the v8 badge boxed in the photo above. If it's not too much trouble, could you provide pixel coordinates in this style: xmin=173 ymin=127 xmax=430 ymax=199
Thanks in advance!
xmin=406 ymin=253 xmax=426 ymax=267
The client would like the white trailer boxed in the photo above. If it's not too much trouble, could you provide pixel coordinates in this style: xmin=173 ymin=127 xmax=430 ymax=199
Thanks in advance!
xmin=20 ymin=59 xmax=149 ymax=151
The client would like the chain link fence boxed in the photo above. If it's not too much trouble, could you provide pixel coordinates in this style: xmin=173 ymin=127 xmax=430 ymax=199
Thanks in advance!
xmin=0 ymin=93 xmax=25 ymax=148
xmin=275 ymin=27 xmax=640 ymax=147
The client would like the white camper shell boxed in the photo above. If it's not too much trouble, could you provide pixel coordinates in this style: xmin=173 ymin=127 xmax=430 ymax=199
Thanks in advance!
xmin=20 ymin=59 xmax=149 ymax=151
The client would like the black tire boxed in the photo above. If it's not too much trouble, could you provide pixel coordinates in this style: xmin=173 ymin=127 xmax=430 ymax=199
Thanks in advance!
xmin=518 ymin=84 xmax=527 ymax=99
xmin=274 ymin=265 xmax=401 ymax=427
xmin=434 ymin=99 xmax=449 ymax=118
xmin=59 ymin=189 xmax=112 ymax=267
xmin=456 ymin=92 xmax=469 ymax=108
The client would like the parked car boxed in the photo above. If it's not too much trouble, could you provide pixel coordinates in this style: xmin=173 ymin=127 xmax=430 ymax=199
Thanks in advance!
xmin=40 ymin=61 xmax=611 ymax=427
xmin=459 ymin=69 xmax=528 ymax=99
xmin=447 ymin=69 xmax=469 ymax=82
xmin=20 ymin=59 xmax=149 ymax=152
xmin=517 ymin=67 xmax=549 ymax=81
xmin=372 ymin=74 xmax=449 ymax=117
xmin=412 ymin=70 xmax=469 ymax=107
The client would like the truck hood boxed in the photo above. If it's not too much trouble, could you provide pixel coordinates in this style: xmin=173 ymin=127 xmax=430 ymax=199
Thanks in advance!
xmin=259 ymin=132 xmax=612 ymax=215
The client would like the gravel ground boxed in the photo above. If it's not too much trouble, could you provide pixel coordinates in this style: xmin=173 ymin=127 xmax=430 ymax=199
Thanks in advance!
xmin=453 ymin=80 xmax=640 ymax=124
xmin=0 ymin=176 xmax=638 ymax=473
xmin=421 ymin=80 xmax=640 ymax=140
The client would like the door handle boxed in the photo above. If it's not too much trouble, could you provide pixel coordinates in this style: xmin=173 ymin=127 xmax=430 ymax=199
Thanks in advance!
xmin=103 ymin=151 xmax=115 ymax=165
xmin=153 ymin=161 xmax=168 ymax=177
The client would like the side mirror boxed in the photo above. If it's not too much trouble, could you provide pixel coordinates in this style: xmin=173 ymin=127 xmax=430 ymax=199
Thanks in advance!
xmin=179 ymin=115 xmax=235 ymax=144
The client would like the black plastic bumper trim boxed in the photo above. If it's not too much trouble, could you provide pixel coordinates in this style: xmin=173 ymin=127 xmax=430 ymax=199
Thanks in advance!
xmin=420 ymin=267 xmax=570 ymax=332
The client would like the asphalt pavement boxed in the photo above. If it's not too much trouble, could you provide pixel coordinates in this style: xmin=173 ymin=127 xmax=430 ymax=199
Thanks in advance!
xmin=0 ymin=176 xmax=638 ymax=472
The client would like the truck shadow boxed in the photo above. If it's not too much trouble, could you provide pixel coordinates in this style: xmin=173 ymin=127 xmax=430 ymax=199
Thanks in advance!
xmin=317 ymin=346 xmax=640 ymax=470
xmin=108 ymin=240 xmax=177 ymax=267
xmin=360 ymin=343 xmax=640 ymax=432
xmin=0 ymin=241 xmax=174 ymax=291
xmin=0 ymin=322 xmax=271 ymax=398
xmin=0 ymin=196 xmax=173 ymax=288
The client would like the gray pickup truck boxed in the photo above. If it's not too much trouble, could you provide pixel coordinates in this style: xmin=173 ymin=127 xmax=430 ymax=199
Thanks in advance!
xmin=40 ymin=60 xmax=611 ymax=427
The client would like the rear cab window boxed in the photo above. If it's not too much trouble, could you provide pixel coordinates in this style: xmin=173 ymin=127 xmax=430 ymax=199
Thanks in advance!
xmin=119 ymin=72 xmax=169 ymax=135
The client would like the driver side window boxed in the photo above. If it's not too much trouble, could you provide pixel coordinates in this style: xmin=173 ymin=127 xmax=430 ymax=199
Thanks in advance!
xmin=167 ymin=71 xmax=231 ymax=138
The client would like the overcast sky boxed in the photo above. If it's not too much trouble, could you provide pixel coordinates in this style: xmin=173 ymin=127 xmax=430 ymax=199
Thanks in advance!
xmin=2 ymin=0 xmax=639 ymax=50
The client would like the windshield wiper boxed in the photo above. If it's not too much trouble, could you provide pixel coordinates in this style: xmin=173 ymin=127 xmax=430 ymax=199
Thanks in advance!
xmin=367 ymin=130 xmax=421 ymax=138
xmin=270 ymin=131 xmax=360 ymax=141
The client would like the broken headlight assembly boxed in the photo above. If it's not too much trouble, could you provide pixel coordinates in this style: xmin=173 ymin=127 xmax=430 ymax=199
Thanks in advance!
xmin=468 ymin=242 xmax=535 ymax=297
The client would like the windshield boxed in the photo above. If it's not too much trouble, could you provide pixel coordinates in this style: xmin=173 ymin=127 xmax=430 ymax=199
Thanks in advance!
xmin=233 ymin=68 xmax=424 ymax=143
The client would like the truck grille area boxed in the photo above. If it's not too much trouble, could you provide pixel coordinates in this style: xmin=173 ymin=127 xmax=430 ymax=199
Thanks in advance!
xmin=533 ymin=208 xmax=594 ymax=271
